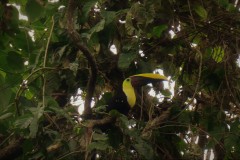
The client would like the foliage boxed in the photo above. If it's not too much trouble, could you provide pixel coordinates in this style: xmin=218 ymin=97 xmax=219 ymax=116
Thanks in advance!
xmin=1 ymin=0 xmax=240 ymax=159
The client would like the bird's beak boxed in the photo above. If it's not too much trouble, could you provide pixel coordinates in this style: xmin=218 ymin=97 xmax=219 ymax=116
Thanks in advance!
xmin=130 ymin=73 xmax=168 ymax=87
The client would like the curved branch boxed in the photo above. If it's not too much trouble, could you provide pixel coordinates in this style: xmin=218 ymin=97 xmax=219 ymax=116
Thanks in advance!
xmin=0 ymin=137 xmax=24 ymax=160
xmin=15 ymin=67 xmax=57 ymax=116
xmin=66 ymin=0 xmax=98 ymax=117
xmin=141 ymin=108 xmax=171 ymax=138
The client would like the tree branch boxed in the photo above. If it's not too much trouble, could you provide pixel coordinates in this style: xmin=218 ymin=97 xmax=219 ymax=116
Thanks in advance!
xmin=0 ymin=137 xmax=23 ymax=160
xmin=66 ymin=0 xmax=98 ymax=116
xmin=79 ymin=116 xmax=114 ymax=160
xmin=141 ymin=108 xmax=171 ymax=138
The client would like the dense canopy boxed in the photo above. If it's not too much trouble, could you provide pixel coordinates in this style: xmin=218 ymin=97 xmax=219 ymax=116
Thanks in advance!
xmin=1 ymin=0 xmax=240 ymax=159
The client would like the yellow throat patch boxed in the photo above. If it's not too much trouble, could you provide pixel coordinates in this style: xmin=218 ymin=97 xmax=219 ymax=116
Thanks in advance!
xmin=122 ymin=78 xmax=136 ymax=108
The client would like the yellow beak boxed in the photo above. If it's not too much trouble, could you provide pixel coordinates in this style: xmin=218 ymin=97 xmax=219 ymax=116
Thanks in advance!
xmin=122 ymin=73 xmax=167 ymax=108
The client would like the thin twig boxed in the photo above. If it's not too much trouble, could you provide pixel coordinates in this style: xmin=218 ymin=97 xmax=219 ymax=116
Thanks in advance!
xmin=224 ymin=54 xmax=239 ymax=108
xmin=15 ymin=67 xmax=57 ymax=116
xmin=56 ymin=150 xmax=82 ymax=160
xmin=140 ymin=87 xmax=144 ymax=121
xmin=0 ymin=132 xmax=14 ymax=147
xmin=42 ymin=16 xmax=55 ymax=108
xmin=173 ymin=48 xmax=203 ymax=119
xmin=142 ymin=49 xmax=203 ymax=136
xmin=44 ymin=113 xmax=61 ymax=131
xmin=187 ymin=0 xmax=196 ymax=29
xmin=85 ymin=130 xmax=94 ymax=160
xmin=142 ymin=107 xmax=171 ymax=137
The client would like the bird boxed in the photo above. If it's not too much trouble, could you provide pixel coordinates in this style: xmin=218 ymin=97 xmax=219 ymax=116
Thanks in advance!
xmin=106 ymin=73 xmax=168 ymax=115
xmin=90 ymin=73 xmax=168 ymax=158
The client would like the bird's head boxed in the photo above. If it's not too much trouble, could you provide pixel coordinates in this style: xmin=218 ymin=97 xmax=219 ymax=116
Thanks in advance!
xmin=122 ymin=73 xmax=168 ymax=108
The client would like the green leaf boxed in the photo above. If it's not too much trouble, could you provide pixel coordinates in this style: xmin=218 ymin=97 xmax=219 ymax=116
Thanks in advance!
xmin=46 ymin=97 xmax=59 ymax=108
xmin=134 ymin=140 xmax=154 ymax=160
xmin=47 ymin=105 xmax=74 ymax=124
xmin=0 ymin=80 xmax=13 ymax=111
xmin=29 ymin=106 xmax=44 ymax=119
xmin=108 ymin=128 xmax=123 ymax=148
xmin=22 ymin=139 xmax=34 ymax=153
xmin=14 ymin=113 xmax=33 ymax=129
xmin=218 ymin=0 xmax=230 ymax=8
xmin=0 ymin=51 xmax=7 ymax=70
xmin=109 ymin=110 xmax=121 ymax=117
xmin=88 ymin=141 xmax=110 ymax=151
xmin=25 ymin=0 xmax=45 ymax=21
xmin=230 ymin=120 xmax=240 ymax=133
xmin=225 ymin=134 xmax=238 ymax=149
xmin=16 ymin=106 xmax=44 ymax=138
xmin=194 ymin=5 xmax=208 ymax=20
xmin=29 ymin=116 xmax=38 ymax=138
xmin=92 ymin=132 xmax=108 ymax=141
xmin=0 ymin=113 xmax=13 ymax=120
xmin=137 ymin=60 xmax=153 ymax=73
xmin=101 ymin=11 xmax=116 ymax=25
xmin=178 ymin=110 xmax=191 ymax=124
xmin=6 ymin=51 xmax=24 ymax=72
xmin=95 ymin=92 xmax=112 ymax=109
xmin=69 ymin=62 xmax=79 ymax=76
xmin=5 ymin=73 xmax=22 ymax=86
xmin=7 ymin=6 xmax=19 ymax=30
xmin=69 ymin=139 xmax=77 ymax=152
xmin=88 ymin=19 xmax=105 ymax=39
xmin=12 ymin=31 xmax=34 ymax=53
xmin=118 ymin=114 xmax=132 ymax=130
xmin=24 ymin=89 xmax=34 ymax=100
xmin=212 ymin=46 xmax=224 ymax=63
xmin=152 ymin=25 xmax=168 ymax=38
xmin=23 ymin=106 xmax=44 ymax=138
xmin=118 ymin=52 xmax=137 ymax=69
xmin=83 ymin=0 xmax=98 ymax=18
xmin=161 ymin=89 xmax=172 ymax=97
xmin=91 ymin=19 xmax=105 ymax=33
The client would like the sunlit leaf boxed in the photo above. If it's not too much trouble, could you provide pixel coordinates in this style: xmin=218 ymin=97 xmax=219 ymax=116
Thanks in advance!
xmin=212 ymin=46 xmax=224 ymax=63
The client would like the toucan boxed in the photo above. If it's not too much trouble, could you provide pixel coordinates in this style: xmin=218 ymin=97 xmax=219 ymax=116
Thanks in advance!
xmin=90 ymin=73 xmax=167 ymax=157
xmin=106 ymin=73 xmax=168 ymax=115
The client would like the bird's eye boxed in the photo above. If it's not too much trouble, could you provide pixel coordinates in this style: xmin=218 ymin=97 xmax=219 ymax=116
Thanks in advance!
xmin=126 ymin=78 xmax=130 ymax=81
